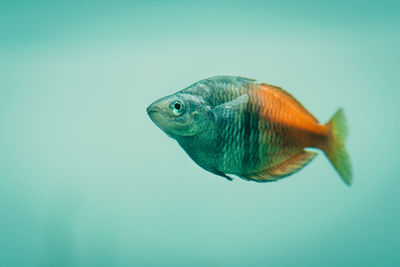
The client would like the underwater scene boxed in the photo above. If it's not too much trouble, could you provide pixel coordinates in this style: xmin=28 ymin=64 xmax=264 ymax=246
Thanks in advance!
xmin=1 ymin=1 xmax=399 ymax=266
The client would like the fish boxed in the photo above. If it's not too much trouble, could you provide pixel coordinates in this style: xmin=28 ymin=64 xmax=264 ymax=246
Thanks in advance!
xmin=146 ymin=76 xmax=352 ymax=185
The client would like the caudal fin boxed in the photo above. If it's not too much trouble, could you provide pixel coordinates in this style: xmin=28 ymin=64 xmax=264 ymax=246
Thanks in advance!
xmin=323 ymin=108 xmax=353 ymax=185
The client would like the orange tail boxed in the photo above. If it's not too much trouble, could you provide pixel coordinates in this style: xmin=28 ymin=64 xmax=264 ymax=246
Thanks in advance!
xmin=322 ymin=108 xmax=353 ymax=185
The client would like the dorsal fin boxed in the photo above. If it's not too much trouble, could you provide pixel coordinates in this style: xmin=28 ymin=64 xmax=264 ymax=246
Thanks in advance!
xmin=240 ymin=151 xmax=317 ymax=182
xmin=256 ymin=83 xmax=319 ymax=124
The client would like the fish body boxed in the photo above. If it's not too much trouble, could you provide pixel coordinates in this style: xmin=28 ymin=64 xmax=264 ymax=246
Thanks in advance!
xmin=147 ymin=76 xmax=352 ymax=185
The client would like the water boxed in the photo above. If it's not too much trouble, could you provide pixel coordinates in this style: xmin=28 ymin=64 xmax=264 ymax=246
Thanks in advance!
xmin=0 ymin=1 xmax=399 ymax=266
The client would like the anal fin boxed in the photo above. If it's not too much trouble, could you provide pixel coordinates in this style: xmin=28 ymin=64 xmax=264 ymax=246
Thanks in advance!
xmin=240 ymin=151 xmax=317 ymax=182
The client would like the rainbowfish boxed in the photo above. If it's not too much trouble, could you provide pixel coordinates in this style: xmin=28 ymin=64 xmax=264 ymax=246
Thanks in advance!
xmin=147 ymin=76 xmax=352 ymax=185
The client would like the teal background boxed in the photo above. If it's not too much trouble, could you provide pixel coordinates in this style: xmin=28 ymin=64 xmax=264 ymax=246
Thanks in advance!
xmin=1 ymin=1 xmax=399 ymax=266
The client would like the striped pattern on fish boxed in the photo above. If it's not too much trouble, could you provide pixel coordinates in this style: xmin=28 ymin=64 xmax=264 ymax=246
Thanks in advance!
xmin=147 ymin=76 xmax=352 ymax=185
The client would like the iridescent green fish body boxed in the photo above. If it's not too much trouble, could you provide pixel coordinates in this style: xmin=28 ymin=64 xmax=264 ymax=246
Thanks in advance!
xmin=147 ymin=76 xmax=352 ymax=185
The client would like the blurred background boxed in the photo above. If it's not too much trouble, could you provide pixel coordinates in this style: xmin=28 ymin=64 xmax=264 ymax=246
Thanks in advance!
xmin=1 ymin=1 xmax=399 ymax=266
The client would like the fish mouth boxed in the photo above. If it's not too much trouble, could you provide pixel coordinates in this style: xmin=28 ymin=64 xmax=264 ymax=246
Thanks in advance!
xmin=146 ymin=105 xmax=161 ymax=114
xmin=146 ymin=105 xmax=165 ymax=125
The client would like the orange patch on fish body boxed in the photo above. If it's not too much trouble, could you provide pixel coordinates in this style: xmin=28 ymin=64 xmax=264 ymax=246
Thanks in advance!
xmin=249 ymin=83 xmax=329 ymax=149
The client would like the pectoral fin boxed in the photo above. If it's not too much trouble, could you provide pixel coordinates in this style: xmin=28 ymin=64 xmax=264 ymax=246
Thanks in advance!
xmin=240 ymin=151 xmax=317 ymax=182
xmin=212 ymin=94 xmax=249 ymax=121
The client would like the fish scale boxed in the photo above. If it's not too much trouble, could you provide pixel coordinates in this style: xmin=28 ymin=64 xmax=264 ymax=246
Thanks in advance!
xmin=186 ymin=77 xmax=305 ymax=173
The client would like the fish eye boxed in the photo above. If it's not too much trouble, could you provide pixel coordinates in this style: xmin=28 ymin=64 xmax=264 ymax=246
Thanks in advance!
xmin=170 ymin=100 xmax=185 ymax=116
xmin=174 ymin=102 xmax=181 ymax=110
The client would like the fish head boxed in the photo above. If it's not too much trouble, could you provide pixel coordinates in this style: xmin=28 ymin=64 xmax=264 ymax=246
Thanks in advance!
xmin=147 ymin=93 xmax=212 ymax=139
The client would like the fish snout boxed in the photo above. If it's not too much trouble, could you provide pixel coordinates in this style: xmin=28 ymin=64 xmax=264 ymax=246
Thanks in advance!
xmin=146 ymin=104 xmax=161 ymax=114
xmin=147 ymin=96 xmax=172 ymax=117
xmin=146 ymin=100 xmax=167 ymax=126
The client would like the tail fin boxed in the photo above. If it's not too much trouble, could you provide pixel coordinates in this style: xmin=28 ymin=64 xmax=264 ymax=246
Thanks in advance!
xmin=323 ymin=108 xmax=353 ymax=185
